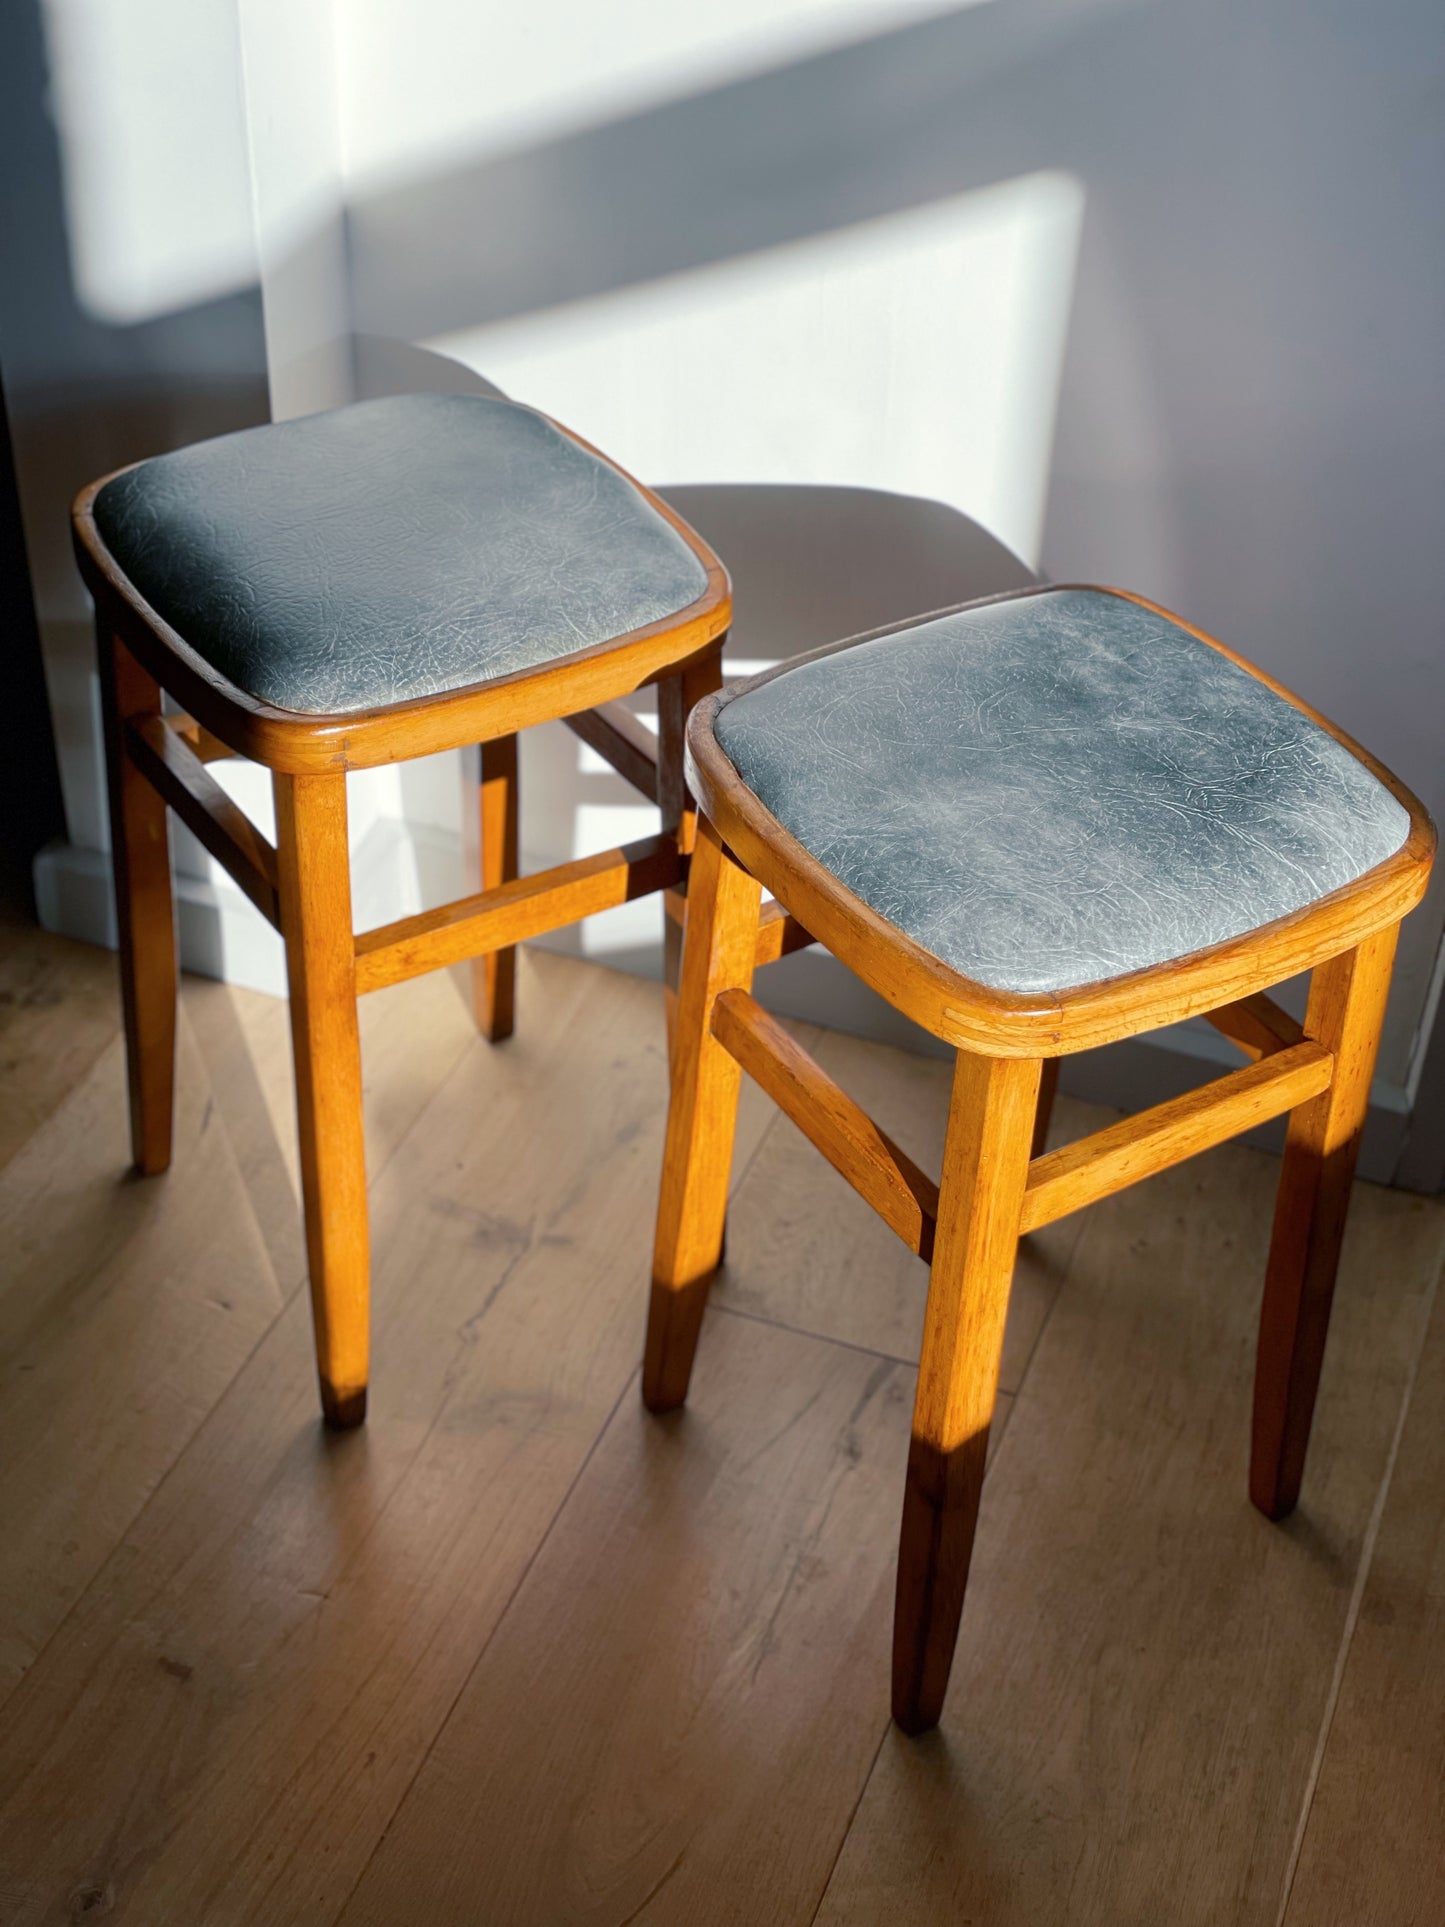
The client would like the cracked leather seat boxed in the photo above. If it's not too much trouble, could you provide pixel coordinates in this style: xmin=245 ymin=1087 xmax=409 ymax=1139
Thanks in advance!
xmin=711 ymin=586 xmax=1411 ymax=994
xmin=91 ymin=392 xmax=711 ymax=716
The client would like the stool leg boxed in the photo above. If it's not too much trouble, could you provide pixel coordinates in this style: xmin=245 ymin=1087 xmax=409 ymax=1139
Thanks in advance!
xmin=469 ymin=733 xmax=519 ymax=1042
xmin=1031 ymin=1056 xmax=1061 ymax=1159
xmin=657 ymin=639 xmax=725 ymax=1051
xmin=1251 ymin=928 xmax=1398 ymax=1519
xmin=275 ymin=772 xmax=371 ymax=1428
xmin=644 ymin=814 xmax=760 ymax=1411
xmin=98 ymin=627 xmax=176 ymax=1176
xmin=894 ymin=1049 xmax=1040 ymax=1734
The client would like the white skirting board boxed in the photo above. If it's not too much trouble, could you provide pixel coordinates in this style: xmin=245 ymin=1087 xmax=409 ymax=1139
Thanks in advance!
xmin=35 ymin=817 xmax=1415 ymax=1186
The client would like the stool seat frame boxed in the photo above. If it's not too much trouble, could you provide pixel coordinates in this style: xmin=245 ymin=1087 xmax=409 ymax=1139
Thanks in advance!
xmin=646 ymin=588 xmax=1434 ymax=1734
xmin=73 ymin=426 xmax=730 ymax=1430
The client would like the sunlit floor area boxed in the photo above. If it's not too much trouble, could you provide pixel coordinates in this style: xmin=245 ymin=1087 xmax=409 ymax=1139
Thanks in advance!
xmin=1 ymin=919 xmax=1442 ymax=1924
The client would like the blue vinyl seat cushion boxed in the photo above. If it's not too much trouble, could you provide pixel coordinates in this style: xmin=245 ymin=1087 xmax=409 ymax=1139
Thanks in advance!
xmin=713 ymin=588 xmax=1410 ymax=995
xmin=92 ymin=393 xmax=710 ymax=716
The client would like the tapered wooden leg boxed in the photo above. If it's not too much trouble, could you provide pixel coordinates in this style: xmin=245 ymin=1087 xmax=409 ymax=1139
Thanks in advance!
xmin=644 ymin=814 xmax=761 ymax=1411
xmin=893 ymin=1049 xmax=1041 ymax=1734
xmin=98 ymin=626 xmax=176 ymax=1176
xmin=1031 ymin=1056 xmax=1061 ymax=1159
xmin=468 ymin=733 xmax=519 ymax=1041
xmin=275 ymin=772 xmax=370 ymax=1428
xmin=658 ymin=640 xmax=725 ymax=1050
xmin=1251 ymin=928 xmax=1398 ymax=1519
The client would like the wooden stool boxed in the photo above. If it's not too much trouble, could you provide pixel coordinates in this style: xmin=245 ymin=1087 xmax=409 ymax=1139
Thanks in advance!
xmin=645 ymin=584 xmax=1433 ymax=1735
xmin=73 ymin=393 xmax=729 ymax=1428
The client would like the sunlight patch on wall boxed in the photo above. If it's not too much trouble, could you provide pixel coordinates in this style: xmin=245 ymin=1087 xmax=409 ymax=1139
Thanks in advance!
xmin=433 ymin=171 xmax=1085 ymax=569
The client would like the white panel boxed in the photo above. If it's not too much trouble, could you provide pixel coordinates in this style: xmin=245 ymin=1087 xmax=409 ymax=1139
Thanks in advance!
xmin=433 ymin=173 xmax=1083 ymax=568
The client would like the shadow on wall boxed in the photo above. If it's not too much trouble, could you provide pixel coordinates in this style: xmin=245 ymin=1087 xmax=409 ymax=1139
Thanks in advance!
xmin=7 ymin=0 xmax=1443 ymax=1122
xmin=345 ymin=0 xmax=1445 ymax=1084
xmin=0 ymin=0 xmax=268 ymax=960
xmin=486 ymin=481 xmax=1036 ymax=1003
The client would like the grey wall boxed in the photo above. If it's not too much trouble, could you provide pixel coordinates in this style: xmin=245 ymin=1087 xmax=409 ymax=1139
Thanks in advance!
xmin=0 ymin=0 xmax=269 ymax=861
xmin=348 ymin=0 xmax=1445 ymax=1097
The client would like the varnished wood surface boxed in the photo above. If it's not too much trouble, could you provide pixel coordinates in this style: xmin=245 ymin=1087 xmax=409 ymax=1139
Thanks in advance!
xmin=1020 ymin=1038 xmax=1335 ymax=1233
xmin=1252 ymin=930 xmax=1400 ymax=1518
xmin=1 ymin=926 xmax=1442 ymax=1922
xmin=712 ymin=987 xmax=940 ymax=1260
xmin=128 ymin=715 xmax=280 ymax=927
xmin=469 ymin=731 xmax=519 ymax=1041
xmin=893 ymin=1049 xmax=1040 ymax=1731
xmin=99 ymin=630 xmax=177 ymax=1175
xmin=274 ymin=772 xmax=370 ymax=1426
xmin=645 ymin=819 xmax=761 ymax=1410
xmin=354 ymin=831 xmax=682 ymax=994
xmin=564 ymin=697 xmax=660 ymax=804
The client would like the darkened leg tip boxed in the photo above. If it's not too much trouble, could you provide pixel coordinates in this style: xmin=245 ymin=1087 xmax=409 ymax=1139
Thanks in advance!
xmin=891 ymin=1698 xmax=940 ymax=1739
xmin=640 ymin=1374 xmax=688 ymax=1417
xmin=322 ymin=1386 xmax=368 ymax=1429
xmin=1249 ymin=1459 xmax=1299 ymax=1522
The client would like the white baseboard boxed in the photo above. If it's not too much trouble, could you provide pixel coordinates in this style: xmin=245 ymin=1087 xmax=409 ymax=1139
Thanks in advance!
xmin=36 ymin=820 xmax=1413 ymax=1185
xmin=34 ymin=838 xmax=289 ymax=995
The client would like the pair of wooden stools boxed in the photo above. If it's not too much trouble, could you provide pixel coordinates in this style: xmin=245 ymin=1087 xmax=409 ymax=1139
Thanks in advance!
xmin=75 ymin=395 xmax=1433 ymax=1734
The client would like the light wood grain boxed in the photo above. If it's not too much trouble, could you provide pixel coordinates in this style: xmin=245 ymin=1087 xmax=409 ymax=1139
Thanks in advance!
xmin=1031 ymin=1055 xmax=1060 ymax=1157
xmin=275 ymin=771 xmax=370 ymax=1426
xmin=468 ymin=731 xmax=519 ymax=1041
xmin=564 ymin=697 xmax=660 ymax=804
xmin=657 ymin=642 xmax=724 ymax=1041
xmin=715 ymin=1028 xmax=1088 ymax=1388
xmin=712 ymin=987 xmax=940 ymax=1259
xmin=813 ymin=1149 xmax=1445 ymax=1925
xmin=1 ymin=944 xmax=1442 ymax=1922
xmin=1284 ymin=1258 xmax=1445 ymax=1925
xmin=1253 ymin=932 xmax=1398 ymax=1518
xmin=127 ymin=715 xmax=280 ymax=927
xmin=893 ymin=1049 xmax=1040 ymax=1731
xmin=163 ymin=709 xmax=240 ymax=763
xmin=0 ymin=953 xmax=782 ymax=1926
xmin=0 ymin=947 xmax=486 ymax=1719
xmin=99 ymin=628 xmax=177 ymax=1174
xmin=1204 ymin=989 xmax=1304 ymax=1061
xmin=664 ymin=889 xmax=816 ymax=969
xmin=337 ymin=1311 xmax=908 ymax=1927
xmin=0 ymin=921 xmax=120 ymax=1176
xmin=0 ymin=1014 xmax=283 ymax=1701
xmin=354 ymin=831 xmax=681 ymax=994
xmin=1021 ymin=1039 xmax=1334 ymax=1233
xmin=645 ymin=818 xmax=762 ymax=1411
xmin=178 ymin=960 xmax=483 ymax=1293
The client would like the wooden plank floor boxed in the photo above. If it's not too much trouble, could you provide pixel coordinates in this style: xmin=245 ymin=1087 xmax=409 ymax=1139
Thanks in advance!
xmin=0 ymin=922 xmax=1441 ymax=1924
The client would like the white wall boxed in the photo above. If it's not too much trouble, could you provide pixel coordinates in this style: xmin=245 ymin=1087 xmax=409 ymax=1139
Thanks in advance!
xmin=8 ymin=0 xmax=1444 ymax=1167
xmin=336 ymin=0 xmax=1445 ymax=1098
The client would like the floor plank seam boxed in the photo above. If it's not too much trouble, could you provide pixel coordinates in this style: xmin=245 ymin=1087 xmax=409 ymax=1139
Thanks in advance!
xmin=2 ymin=1007 xmax=488 ymax=1708
xmin=807 ymin=1719 xmax=893 ymax=1927
xmin=711 ymin=1299 xmax=919 ymax=1369
xmin=1273 ymin=1248 xmax=1444 ymax=1927
xmin=329 ymin=1365 xmax=644 ymax=1926
xmin=728 ymin=1092 xmax=789 ymax=1203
